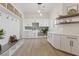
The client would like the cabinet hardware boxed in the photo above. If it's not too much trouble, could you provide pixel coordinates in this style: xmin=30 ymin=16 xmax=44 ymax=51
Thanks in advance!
xmin=70 ymin=40 xmax=73 ymax=47
xmin=71 ymin=41 xmax=73 ymax=47
xmin=70 ymin=40 xmax=72 ymax=47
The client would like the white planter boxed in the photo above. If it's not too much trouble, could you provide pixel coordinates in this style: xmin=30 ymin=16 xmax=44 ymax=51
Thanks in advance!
xmin=0 ymin=36 xmax=9 ymax=46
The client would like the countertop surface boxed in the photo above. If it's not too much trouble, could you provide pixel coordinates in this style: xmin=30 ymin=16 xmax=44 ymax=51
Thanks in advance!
xmin=0 ymin=41 xmax=18 ymax=55
xmin=48 ymin=32 xmax=79 ymax=37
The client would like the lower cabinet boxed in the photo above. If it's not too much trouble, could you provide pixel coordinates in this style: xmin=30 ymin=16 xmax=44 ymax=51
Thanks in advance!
xmin=61 ymin=36 xmax=79 ymax=55
xmin=53 ymin=34 xmax=61 ymax=49
xmin=60 ymin=35 xmax=71 ymax=53
xmin=70 ymin=37 xmax=79 ymax=55
xmin=47 ymin=34 xmax=79 ymax=55
xmin=48 ymin=33 xmax=61 ymax=49
xmin=47 ymin=33 xmax=52 ymax=44
xmin=47 ymin=33 xmax=55 ymax=47
xmin=1 ymin=39 xmax=24 ymax=56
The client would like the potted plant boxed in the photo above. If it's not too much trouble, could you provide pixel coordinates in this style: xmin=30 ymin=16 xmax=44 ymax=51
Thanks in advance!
xmin=41 ymin=27 xmax=49 ymax=35
xmin=0 ymin=29 xmax=4 ymax=39
xmin=0 ymin=29 xmax=4 ymax=51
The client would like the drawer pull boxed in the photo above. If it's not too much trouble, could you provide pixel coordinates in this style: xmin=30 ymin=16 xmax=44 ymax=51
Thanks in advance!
xmin=70 ymin=40 xmax=73 ymax=47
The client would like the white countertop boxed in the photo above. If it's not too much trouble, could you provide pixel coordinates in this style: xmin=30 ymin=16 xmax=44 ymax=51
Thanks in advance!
xmin=48 ymin=32 xmax=79 ymax=37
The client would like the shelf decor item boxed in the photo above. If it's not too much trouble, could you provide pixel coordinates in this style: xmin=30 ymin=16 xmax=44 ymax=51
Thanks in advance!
xmin=9 ymin=35 xmax=18 ymax=43
xmin=67 ymin=4 xmax=78 ymax=15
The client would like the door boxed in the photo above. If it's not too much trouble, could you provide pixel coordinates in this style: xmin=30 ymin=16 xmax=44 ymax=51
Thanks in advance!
xmin=60 ymin=35 xmax=71 ymax=53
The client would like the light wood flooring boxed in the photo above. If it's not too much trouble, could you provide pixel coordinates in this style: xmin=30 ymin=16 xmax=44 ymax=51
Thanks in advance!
xmin=13 ymin=38 xmax=72 ymax=56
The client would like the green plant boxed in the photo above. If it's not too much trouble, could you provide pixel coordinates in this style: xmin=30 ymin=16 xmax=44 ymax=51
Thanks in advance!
xmin=41 ymin=28 xmax=48 ymax=35
xmin=67 ymin=9 xmax=77 ymax=15
xmin=0 ymin=29 xmax=4 ymax=39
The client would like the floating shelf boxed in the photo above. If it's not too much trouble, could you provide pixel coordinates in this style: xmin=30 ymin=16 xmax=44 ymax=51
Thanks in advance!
xmin=57 ymin=13 xmax=79 ymax=20
xmin=56 ymin=21 xmax=79 ymax=24
xmin=0 ymin=3 xmax=22 ymax=18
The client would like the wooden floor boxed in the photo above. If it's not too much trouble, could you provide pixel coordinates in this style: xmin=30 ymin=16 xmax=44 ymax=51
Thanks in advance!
xmin=13 ymin=38 xmax=72 ymax=56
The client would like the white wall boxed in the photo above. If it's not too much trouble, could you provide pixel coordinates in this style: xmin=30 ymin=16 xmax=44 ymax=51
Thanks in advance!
xmin=22 ymin=18 xmax=50 ymax=38
xmin=22 ymin=11 xmax=50 ymax=38
xmin=0 ymin=11 xmax=20 ymax=45
xmin=49 ymin=3 xmax=63 ymax=33
xmin=49 ymin=3 xmax=79 ymax=36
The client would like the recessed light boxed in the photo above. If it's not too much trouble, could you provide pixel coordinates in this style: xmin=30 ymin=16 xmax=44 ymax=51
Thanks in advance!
xmin=40 ymin=13 xmax=43 ymax=16
xmin=37 ymin=10 xmax=40 ymax=13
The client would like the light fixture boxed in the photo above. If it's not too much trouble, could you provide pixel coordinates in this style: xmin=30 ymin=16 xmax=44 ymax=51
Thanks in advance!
xmin=40 ymin=13 xmax=42 ymax=16
xmin=37 ymin=3 xmax=42 ymax=5
xmin=37 ymin=3 xmax=43 ymax=16
xmin=37 ymin=10 xmax=41 ymax=13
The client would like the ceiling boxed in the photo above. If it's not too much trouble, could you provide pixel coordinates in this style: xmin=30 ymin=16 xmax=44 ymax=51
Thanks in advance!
xmin=13 ymin=3 xmax=56 ymax=18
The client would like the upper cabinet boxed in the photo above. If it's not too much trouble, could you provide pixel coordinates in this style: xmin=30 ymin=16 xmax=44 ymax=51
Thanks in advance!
xmin=0 ymin=3 xmax=22 ymax=18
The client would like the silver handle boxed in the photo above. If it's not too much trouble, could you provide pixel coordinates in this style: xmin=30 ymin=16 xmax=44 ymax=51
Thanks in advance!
xmin=70 ymin=40 xmax=73 ymax=47
xmin=71 ymin=41 xmax=73 ymax=47
xmin=70 ymin=40 xmax=72 ymax=47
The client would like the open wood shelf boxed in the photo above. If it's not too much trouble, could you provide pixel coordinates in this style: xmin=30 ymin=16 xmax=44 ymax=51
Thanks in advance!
xmin=0 ymin=3 xmax=22 ymax=18
xmin=0 ymin=3 xmax=6 ymax=8
xmin=56 ymin=21 xmax=79 ymax=24
xmin=57 ymin=13 xmax=79 ymax=20
xmin=56 ymin=13 xmax=79 ymax=24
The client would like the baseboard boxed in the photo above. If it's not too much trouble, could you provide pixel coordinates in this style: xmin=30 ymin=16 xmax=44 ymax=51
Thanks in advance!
xmin=22 ymin=37 xmax=47 ymax=39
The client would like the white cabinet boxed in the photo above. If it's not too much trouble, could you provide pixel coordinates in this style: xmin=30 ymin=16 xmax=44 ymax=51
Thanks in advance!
xmin=47 ymin=33 xmax=61 ymax=49
xmin=1 ymin=39 xmax=24 ymax=56
xmin=47 ymin=33 xmax=55 ymax=47
xmin=61 ymin=35 xmax=79 ymax=55
xmin=23 ymin=30 xmax=39 ymax=38
xmin=39 ymin=19 xmax=49 ymax=26
xmin=48 ymin=33 xmax=79 ymax=55
xmin=54 ymin=34 xmax=61 ymax=49
xmin=47 ymin=33 xmax=52 ymax=44
xmin=60 ymin=35 xmax=71 ymax=53
xmin=70 ymin=37 xmax=79 ymax=55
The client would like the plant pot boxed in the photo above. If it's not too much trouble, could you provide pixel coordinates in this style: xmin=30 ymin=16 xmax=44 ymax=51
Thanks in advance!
xmin=0 ymin=35 xmax=4 ymax=39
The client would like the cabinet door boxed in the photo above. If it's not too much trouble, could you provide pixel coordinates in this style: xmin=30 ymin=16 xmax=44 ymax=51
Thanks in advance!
xmin=54 ymin=34 xmax=61 ymax=49
xmin=60 ymin=35 xmax=71 ymax=53
xmin=47 ymin=33 xmax=52 ymax=43
xmin=71 ymin=37 xmax=79 ymax=55
xmin=51 ymin=34 xmax=55 ymax=47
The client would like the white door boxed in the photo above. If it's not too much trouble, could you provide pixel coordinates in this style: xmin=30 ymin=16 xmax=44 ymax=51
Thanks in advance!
xmin=60 ymin=35 xmax=71 ymax=53
xmin=54 ymin=34 xmax=61 ymax=49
